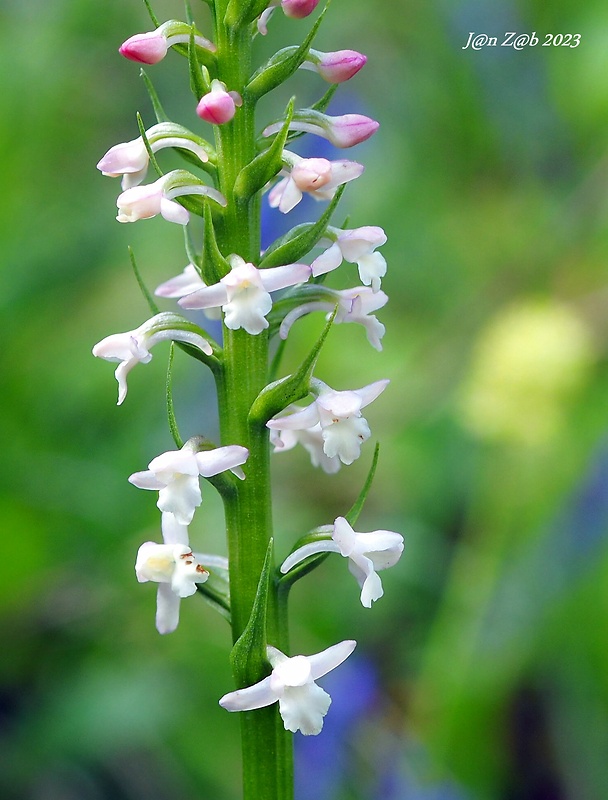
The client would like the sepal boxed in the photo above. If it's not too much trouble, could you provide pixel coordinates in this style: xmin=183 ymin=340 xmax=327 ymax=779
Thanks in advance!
xmin=245 ymin=5 xmax=328 ymax=100
xmin=140 ymin=68 xmax=170 ymax=123
xmin=249 ymin=307 xmax=336 ymax=426
xmin=259 ymin=184 xmax=344 ymax=268
xmin=234 ymin=100 xmax=294 ymax=203
xmin=230 ymin=540 xmax=274 ymax=687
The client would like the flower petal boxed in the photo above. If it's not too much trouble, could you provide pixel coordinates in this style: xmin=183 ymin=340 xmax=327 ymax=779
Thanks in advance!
xmin=219 ymin=676 xmax=276 ymax=711
xmin=308 ymin=639 xmax=357 ymax=680
xmin=155 ymin=583 xmax=181 ymax=634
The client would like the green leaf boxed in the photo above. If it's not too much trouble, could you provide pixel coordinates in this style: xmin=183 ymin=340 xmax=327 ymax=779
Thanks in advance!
xmin=136 ymin=112 xmax=163 ymax=179
xmin=142 ymin=0 xmax=160 ymax=28
xmin=259 ymin=184 xmax=345 ymax=269
xmin=249 ymin=307 xmax=337 ymax=427
xmin=188 ymin=30 xmax=209 ymax=100
xmin=234 ymin=99 xmax=294 ymax=203
xmin=344 ymin=442 xmax=380 ymax=526
xmin=202 ymin=204 xmax=230 ymax=284
xmin=184 ymin=0 xmax=194 ymax=26
xmin=230 ymin=540 xmax=274 ymax=687
xmin=129 ymin=247 xmax=160 ymax=315
xmin=183 ymin=226 xmax=202 ymax=270
xmin=224 ymin=0 xmax=268 ymax=30
xmin=166 ymin=344 xmax=184 ymax=449
xmin=246 ymin=3 xmax=330 ymax=100
xmin=311 ymin=83 xmax=338 ymax=114
xmin=140 ymin=69 xmax=170 ymax=123
xmin=277 ymin=445 xmax=380 ymax=592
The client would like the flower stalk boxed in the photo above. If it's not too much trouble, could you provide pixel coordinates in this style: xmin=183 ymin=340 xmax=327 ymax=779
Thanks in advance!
xmin=94 ymin=2 xmax=401 ymax=799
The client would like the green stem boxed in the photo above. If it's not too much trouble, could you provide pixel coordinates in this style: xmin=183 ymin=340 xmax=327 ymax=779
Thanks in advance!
xmin=211 ymin=4 xmax=292 ymax=799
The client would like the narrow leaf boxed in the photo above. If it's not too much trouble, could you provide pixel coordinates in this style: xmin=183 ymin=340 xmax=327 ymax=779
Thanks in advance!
xmin=142 ymin=0 xmax=160 ymax=27
xmin=230 ymin=540 xmax=274 ymax=686
xmin=249 ymin=307 xmax=337 ymax=427
xmin=259 ymin=184 xmax=345 ymax=269
xmin=136 ymin=112 xmax=163 ymax=179
xmin=183 ymin=226 xmax=202 ymax=270
xmin=188 ymin=31 xmax=209 ymax=100
xmin=234 ymin=99 xmax=294 ymax=202
xmin=129 ymin=247 xmax=160 ymax=315
xmin=140 ymin=69 xmax=170 ymax=123
xmin=344 ymin=443 xmax=380 ymax=526
xmin=202 ymin=204 xmax=230 ymax=284
xmin=166 ymin=344 xmax=184 ymax=449
xmin=246 ymin=2 xmax=330 ymax=100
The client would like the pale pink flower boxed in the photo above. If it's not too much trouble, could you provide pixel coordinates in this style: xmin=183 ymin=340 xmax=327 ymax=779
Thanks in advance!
xmin=196 ymin=80 xmax=242 ymax=125
xmin=268 ymin=153 xmax=364 ymax=213
xmin=179 ymin=255 xmax=310 ymax=335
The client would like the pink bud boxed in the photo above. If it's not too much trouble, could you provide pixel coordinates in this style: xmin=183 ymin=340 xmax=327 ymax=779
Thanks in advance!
xmin=196 ymin=81 xmax=242 ymax=125
xmin=291 ymin=158 xmax=332 ymax=191
xmin=315 ymin=50 xmax=367 ymax=83
xmin=326 ymin=114 xmax=379 ymax=148
xmin=281 ymin=0 xmax=320 ymax=19
xmin=119 ymin=31 xmax=168 ymax=65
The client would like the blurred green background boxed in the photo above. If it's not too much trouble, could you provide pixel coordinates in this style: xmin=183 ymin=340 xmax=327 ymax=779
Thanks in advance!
xmin=1 ymin=0 xmax=607 ymax=798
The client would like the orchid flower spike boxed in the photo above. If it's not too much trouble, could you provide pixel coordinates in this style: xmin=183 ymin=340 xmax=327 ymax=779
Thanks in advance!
xmin=301 ymin=49 xmax=367 ymax=83
xmin=312 ymin=226 xmax=388 ymax=292
xmin=119 ymin=20 xmax=216 ymax=64
xmin=258 ymin=0 xmax=320 ymax=35
xmin=97 ymin=123 xmax=211 ymax=190
xmin=263 ymin=111 xmax=379 ymax=149
xmin=281 ymin=517 xmax=404 ymax=607
xmin=219 ymin=640 xmax=356 ymax=735
xmin=135 ymin=542 xmax=209 ymax=634
xmin=129 ymin=438 xmax=249 ymax=525
xmin=179 ymin=254 xmax=311 ymax=335
xmin=92 ymin=312 xmax=214 ymax=405
xmin=196 ymin=80 xmax=242 ymax=125
xmin=116 ymin=170 xmax=227 ymax=225
xmin=279 ymin=285 xmax=388 ymax=350
xmin=268 ymin=152 xmax=364 ymax=214
xmin=267 ymin=378 xmax=389 ymax=465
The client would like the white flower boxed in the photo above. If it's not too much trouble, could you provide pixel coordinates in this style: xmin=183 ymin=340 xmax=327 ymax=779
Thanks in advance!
xmin=219 ymin=640 xmax=356 ymax=735
xmin=135 ymin=541 xmax=209 ymax=634
xmin=281 ymin=516 xmax=404 ymax=607
xmin=270 ymin=419 xmax=341 ymax=474
xmin=312 ymin=226 xmax=387 ymax=292
xmin=279 ymin=286 xmax=388 ymax=351
xmin=179 ymin=255 xmax=311 ymax=335
xmin=92 ymin=312 xmax=213 ymax=405
xmin=129 ymin=439 xmax=249 ymax=525
xmin=268 ymin=153 xmax=364 ymax=214
xmin=267 ymin=378 xmax=389 ymax=465
xmin=116 ymin=170 xmax=226 ymax=225
xmin=97 ymin=123 xmax=211 ymax=190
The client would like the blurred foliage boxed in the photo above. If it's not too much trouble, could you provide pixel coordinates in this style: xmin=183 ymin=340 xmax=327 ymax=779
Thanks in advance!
xmin=1 ymin=0 xmax=607 ymax=798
